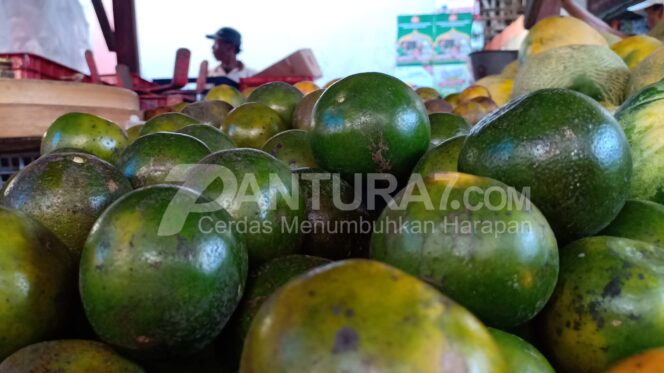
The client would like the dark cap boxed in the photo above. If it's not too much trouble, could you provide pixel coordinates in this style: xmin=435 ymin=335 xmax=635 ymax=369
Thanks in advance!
xmin=206 ymin=27 xmax=242 ymax=47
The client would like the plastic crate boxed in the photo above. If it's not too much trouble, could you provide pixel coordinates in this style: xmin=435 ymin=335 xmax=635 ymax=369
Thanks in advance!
xmin=0 ymin=53 xmax=89 ymax=82
xmin=139 ymin=93 xmax=195 ymax=111
xmin=0 ymin=138 xmax=41 ymax=187
xmin=0 ymin=151 xmax=40 ymax=186
xmin=239 ymin=76 xmax=313 ymax=91
xmin=100 ymin=73 xmax=160 ymax=91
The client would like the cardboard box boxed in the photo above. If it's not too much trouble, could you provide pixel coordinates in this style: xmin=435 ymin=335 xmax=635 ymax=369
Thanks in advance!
xmin=254 ymin=49 xmax=322 ymax=79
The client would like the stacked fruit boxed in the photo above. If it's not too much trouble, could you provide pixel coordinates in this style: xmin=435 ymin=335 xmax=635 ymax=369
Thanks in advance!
xmin=4 ymin=14 xmax=664 ymax=373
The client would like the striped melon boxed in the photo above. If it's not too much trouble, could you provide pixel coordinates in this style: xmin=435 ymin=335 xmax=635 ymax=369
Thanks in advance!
xmin=519 ymin=16 xmax=608 ymax=60
xmin=611 ymin=35 xmax=662 ymax=70
xmin=513 ymin=45 xmax=630 ymax=105
xmin=615 ymin=80 xmax=664 ymax=204
xmin=627 ymin=47 xmax=664 ymax=98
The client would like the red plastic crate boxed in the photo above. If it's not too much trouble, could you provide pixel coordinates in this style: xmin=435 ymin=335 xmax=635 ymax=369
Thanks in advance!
xmin=139 ymin=93 xmax=195 ymax=111
xmin=239 ymin=76 xmax=313 ymax=91
xmin=100 ymin=73 xmax=159 ymax=91
xmin=0 ymin=53 xmax=89 ymax=82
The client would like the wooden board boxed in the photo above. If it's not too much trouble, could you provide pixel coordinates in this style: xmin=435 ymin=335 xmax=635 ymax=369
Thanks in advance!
xmin=0 ymin=79 xmax=140 ymax=139
xmin=525 ymin=0 xmax=561 ymax=29
xmin=0 ymin=104 xmax=140 ymax=138
xmin=0 ymin=79 xmax=138 ymax=108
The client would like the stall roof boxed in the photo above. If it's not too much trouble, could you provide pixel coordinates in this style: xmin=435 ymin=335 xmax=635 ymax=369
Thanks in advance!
xmin=92 ymin=0 xmax=140 ymax=74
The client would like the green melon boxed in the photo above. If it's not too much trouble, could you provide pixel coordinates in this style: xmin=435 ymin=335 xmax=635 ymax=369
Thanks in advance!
xmin=514 ymin=45 xmax=630 ymax=105
xmin=615 ymin=79 xmax=664 ymax=203
xmin=599 ymin=199 xmax=664 ymax=247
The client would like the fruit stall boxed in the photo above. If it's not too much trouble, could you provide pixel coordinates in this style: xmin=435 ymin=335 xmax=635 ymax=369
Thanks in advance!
xmin=4 ymin=0 xmax=664 ymax=371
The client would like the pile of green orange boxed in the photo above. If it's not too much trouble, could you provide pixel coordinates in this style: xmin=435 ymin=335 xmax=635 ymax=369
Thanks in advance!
xmin=3 ymin=29 xmax=664 ymax=370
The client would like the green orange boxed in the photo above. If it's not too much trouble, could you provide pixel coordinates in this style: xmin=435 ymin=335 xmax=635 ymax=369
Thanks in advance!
xmin=181 ymin=100 xmax=234 ymax=128
xmin=311 ymin=72 xmax=430 ymax=180
xmin=240 ymin=259 xmax=506 ymax=372
xmin=292 ymin=89 xmax=323 ymax=131
xmin=221 ymin=102 xmax=288 ymax=148
xmin=429 ymin=113 xmax=469 ymax=147
xmin=262 ymin=129 xmax=317 ymax=169
xmin=0 ymin=207 xmax=74 ymax=360
xmin=191 ymin=148 xmax=304 ymax=263
xmin=41 ymin=112 xmax=128 ymax=164
xmin=1 ymin=152 xmax=132 ymax=257
xmin=140 ymin=113 xmax=201 ymax=135
xmin=370 ymin=172 xmax=559 ymax=328
xmin=205 ymin=84 xmax=246 ymax=107
xmin=412 ymin=135 xmax=465 ymax=176
xmin=80 ymin=185 xmax=248 ymax=359
xmin=119 ymin=132 xmax=210 ymax=188
xmin=541 ymin=236 xmax=664 ymax=372
xmin=0 ymin=340 xmax=144 ymax=372
xmin=177 ymin=124 xmax=235 ymax=152
xmin=248 ymin=81 xmax=304 ymax=125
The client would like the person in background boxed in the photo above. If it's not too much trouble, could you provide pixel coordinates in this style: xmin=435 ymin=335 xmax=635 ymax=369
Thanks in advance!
xmin=561 ymin=0 xmax=664 ymax=40
xmin=207 ymin=27 xmax=256 ymax=82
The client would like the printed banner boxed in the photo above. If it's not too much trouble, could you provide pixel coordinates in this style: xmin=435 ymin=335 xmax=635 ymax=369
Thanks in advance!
xmin=396 ymin=14 xmax=436 ymax=66
xmin=432 ymin=13 xmax=473 ymax=64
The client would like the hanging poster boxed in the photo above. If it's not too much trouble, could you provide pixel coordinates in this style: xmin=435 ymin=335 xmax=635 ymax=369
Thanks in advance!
xmin=393 ymin=65 xmax=436 ymax=90
xmin=396 ymin=12 xmax=475 ymax=94
xmin=433 ymin=63 xmax=473 ymax=96
xmin=396 ymin=14 xmax=436 ymax=66
xmin=432 ymin=12 xmax=474 ymax=64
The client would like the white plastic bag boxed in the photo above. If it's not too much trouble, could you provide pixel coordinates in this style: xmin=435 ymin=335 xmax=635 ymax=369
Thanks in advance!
xmin=0 ymin=0 xmax=90 ymax=72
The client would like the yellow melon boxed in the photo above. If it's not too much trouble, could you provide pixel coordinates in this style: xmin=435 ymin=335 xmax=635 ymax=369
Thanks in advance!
xmin=514 ymin=45 xmax=629 ymax=106
xmin=475 ymin=75 xmax=514 ymax=106
xmin=501 ymin=60 xmax=519 ymax=79
xmin=627 ymin=47 xmax=664 ymax=98
xmin=611 ymin=35 xmax=662 ymax=70
xmin=520 ymin=16 xmax=608 ymax=59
